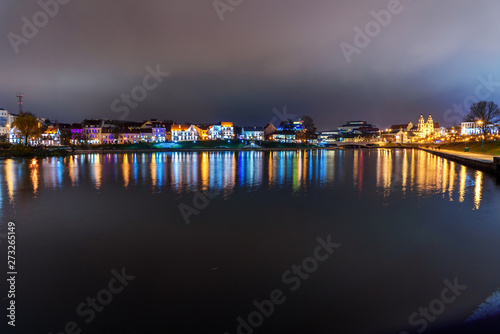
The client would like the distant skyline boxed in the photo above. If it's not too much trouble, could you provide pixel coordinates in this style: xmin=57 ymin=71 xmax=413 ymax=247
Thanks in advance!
xmin=2 ymin=0 xmax=500 ymax=131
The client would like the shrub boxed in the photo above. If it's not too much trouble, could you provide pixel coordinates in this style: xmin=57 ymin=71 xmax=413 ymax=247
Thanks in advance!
xmin=9 ymin=145 xmax=35 ymax=157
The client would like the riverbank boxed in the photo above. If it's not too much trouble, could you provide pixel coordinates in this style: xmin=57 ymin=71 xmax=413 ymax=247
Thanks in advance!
xmin=422 ymin=147 xmax=500 ymax=174
xmin=437 ymin=140 xmax=500 ymax=156
xmin=0 ymin=146 xmax=71 ymax=158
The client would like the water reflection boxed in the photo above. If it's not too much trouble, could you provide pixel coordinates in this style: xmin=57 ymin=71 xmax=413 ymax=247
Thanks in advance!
xmin=67 ymin=156 xmax=79 ymax=187
xmin=30 ymin=158 xmax=39 ymax=195
xmin=474 ymin=171 xmax=483 ymax=210
xmin=5 ymin=160 xmax=16 ymax=203
xmin=370 ymin=149 xmax=487 ymax=206
xmin=0 ymin=150 xmax=492 ymax=209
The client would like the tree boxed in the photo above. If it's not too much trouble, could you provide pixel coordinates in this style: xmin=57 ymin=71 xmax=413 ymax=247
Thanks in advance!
xmin=301 ymin=115 xmax=317 ymax=140
xmin=279 ymin=119 xmax=294 ymax=131
xmin=60 ymin=131 xmax=72 ymax=146
xmin=111 ymin=126 xmax=122 ymax=144
xmin=464 ymin=101 xmax=500 ymax=135
xmin=12 ymin=112 xmax=42 ymax=146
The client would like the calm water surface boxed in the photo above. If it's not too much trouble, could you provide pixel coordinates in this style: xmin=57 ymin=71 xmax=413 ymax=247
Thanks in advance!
xmin=1 ymin=149 xmax=500 ymax=333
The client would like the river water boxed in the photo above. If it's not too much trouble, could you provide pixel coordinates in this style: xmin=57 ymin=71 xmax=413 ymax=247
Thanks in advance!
xmin=1 ymin=149 xmax=499 ymax=333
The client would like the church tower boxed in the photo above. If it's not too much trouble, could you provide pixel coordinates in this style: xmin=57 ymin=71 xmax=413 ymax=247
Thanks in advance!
xmin=418 ymin=114 xmax=425 ymax=133
xmin=427 ymin=114 xmax=434 ymax=135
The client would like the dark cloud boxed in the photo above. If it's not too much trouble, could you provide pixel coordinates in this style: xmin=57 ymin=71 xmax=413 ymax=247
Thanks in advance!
xmin=1 ymin=0 xmax=500 ymax=129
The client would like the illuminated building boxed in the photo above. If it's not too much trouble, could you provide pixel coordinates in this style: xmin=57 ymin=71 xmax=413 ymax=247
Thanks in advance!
xmin=171 ymin=124 xmax=199 ymax=141
xmin=461 ymin=122 xmax=498 ymax=135
xmin=241 ymin=126 xmax=264 ymax=140
xmin=70 ymin=124 xmax=84 ymax=144
xmin=263 ymin=123 xmax=278 ymax=140
xmin=417 ymin=114 xmax=439 ymax=137
xmin=141 ymin=120 xmax=166 ymax=142
xmin=82 ymin=119 xmax=104 ymax=144
xmin=271 ymin=131 xmax=296 ymax=143
xmin=193 ymin=125 xmax=210 ymax=140
xmin=208 ymin=122 xmax=234 ymax=139
xmin=0 ymin=108 xmax=9 ymax=136
xmin=338 ymin=121 xmax=379 ymax=134
xmin=342 ymin=134 xmax=364 ymax=143
xmin=40 ymin=126 xmax=61 ymax=146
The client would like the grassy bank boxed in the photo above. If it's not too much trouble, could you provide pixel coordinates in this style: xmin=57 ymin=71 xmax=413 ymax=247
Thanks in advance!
xmin=436 ymin=140 xmax=500 ymax=155
xmin=379 ymin=143 xmax=420 ymax=148
xmin=0 ymin=145 xmax=70 ymax=158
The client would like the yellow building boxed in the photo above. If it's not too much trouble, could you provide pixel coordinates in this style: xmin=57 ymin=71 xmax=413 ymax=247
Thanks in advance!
xmin=417 ymin=114 xmax=437 ymax=137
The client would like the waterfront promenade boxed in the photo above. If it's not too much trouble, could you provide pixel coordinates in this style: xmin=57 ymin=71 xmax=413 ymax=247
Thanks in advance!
xmin=433 ymin=148 xmax=496 ymax=162
xmin=423 ymin=147 xmax=500 ymax=174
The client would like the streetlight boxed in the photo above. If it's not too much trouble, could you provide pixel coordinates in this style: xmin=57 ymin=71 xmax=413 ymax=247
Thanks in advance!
xmin=477 ymin=120 xmax=484 ymax=152
xmin=451 ymin=128 xmax=456 ymax=150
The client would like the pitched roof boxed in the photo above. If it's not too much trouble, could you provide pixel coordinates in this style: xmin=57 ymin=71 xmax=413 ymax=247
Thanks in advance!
xmin=264 ymin=123 xmax=277 ymax=129
xmin=390 ymin=124 xmax=408 ymax=130
xmin=171 ymin=124 xmax=191 ymax=131
xmin=44 ymin=126 xmax=59 ymax=134
xmin=243 ymin=126 xmax=264 ymax=131
xmin=82 ymin=119 xmax=103 ymax=126
xmin=56 ymin=123 xmax=72 ymax=128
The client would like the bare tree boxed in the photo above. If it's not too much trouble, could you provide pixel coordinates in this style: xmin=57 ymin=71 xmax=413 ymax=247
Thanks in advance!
xmin=301 ymin=115 xmax=317 ymax=140
xmin=464 ymin=101 xmax=500 ymax=135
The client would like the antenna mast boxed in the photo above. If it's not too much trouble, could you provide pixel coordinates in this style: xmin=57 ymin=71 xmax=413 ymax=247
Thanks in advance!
xmin=16 ymin=92 xmax=24 ymax=114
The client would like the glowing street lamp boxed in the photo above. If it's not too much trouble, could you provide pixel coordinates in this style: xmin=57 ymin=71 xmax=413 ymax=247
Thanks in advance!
xmin=477 ymin=120 xmax=484 ymax=152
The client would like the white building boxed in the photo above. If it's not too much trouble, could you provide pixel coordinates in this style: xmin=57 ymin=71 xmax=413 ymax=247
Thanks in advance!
xmin=9 ymin=125 xmax=42 ymax=145
xmin=0 ymin=108 xmax=10 ymax=137
xmin=395 ymin=130 xmax=408 ymax=143
xmin=141 ymin=121 xmax=166 ymax=142
xmin=271 ymin=131 xmax=296 ymax=143
xmin=209 ymin=122 xmax=234 ymax=140
xmin=241 ymin=126 xmax=264 ymax=140
xmin=461 ymin=122 xmax=498 ymax=136
xmin=319 ymin=130 xmax=339 ymax=140
xmin=116 ymin=130 xmax=153 ymax=144
xmin=171 ymin=124 xmax=199 ymax=141
xmin=40 ymin=126 xmax=61 ymax=146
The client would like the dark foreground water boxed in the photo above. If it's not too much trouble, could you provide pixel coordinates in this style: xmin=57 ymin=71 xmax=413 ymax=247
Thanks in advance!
xmin=1 ymin=149 xmax=500 ymax=334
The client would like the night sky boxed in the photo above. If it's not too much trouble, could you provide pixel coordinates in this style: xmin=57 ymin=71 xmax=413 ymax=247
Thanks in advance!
xmin=1 ymin=0 xmax=500 ymax=130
